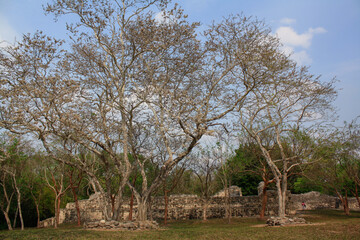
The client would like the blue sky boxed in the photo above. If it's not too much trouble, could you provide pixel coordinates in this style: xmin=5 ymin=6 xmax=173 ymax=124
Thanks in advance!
xmin=0 ymin=0 xmax=359 ymax=125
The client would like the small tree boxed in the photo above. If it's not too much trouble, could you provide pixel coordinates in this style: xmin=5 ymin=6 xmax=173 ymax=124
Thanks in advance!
xmin=238 ymin=64 xmax=337 ymax=218
xmin=230 ymin=140 xmax=275 ymax=219
xmin=191 ymin=149 xmax=220 ymax=221
xmin=211 ymin=134 xmax=237 ymax=223
xmin=162 ymin=165 xmax=186 ymax=225
xmin=24 ymin=158 xmax=45 ymax=228
xmin=307 ymin=119 xmax=360 ymax=214
xmin=44 ymin=159 xmax=70 ymax=228
xmin=67 ymin=166 xmax=83 ymax=226
xmin=0 ymin=134 xmax=28 ymax=230
xmin=0 ymin=170 xmax=15 ymax=230
xmin=338 ymin=118 xmax=360 ymax=207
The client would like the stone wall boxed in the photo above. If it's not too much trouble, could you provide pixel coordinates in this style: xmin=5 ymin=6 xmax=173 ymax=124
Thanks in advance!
xmin=288 ymin=191 xmax=359 ymax=211
xmin=39 ymin=187 xmax=360 ymax=227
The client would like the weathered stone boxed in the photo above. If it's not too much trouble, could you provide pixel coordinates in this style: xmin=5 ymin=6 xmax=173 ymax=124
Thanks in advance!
xmin=40 ymin=189 xmax=360 ymax=228
xmin=266 ymin=216 xmax=307 ymax=226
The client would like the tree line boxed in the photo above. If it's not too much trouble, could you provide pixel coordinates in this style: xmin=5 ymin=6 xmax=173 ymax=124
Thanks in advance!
xmin=1 ymin=119 xmax=359 ymax=230
xmin=0 ymin=0 xmax=358 ymax=230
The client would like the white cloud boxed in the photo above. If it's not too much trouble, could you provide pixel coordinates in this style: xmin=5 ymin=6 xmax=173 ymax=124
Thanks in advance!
xmin=154 ymin=11 xmax=166 ymax=23
xmin=281 ymin=45 xmax=294 ymax=56
xmin=276 ymin=26 xmax=326 ymax=49
xmin=309 ymin=27 xmax=327 ymax=35
xmin=275 ymin=24 xmax=326 ymax=65
xmin=279 ymin=18 xmax=296 ymax=25
xmin=154 ymin=11 xmax=177 ymax=24
xmin=292 ymin=50 xmax=312 ymax=65
xmin=0 ymin=15 xmax=18 ymax=47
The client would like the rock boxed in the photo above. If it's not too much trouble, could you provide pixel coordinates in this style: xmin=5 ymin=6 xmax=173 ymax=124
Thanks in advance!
xmin=83 ymin=220 xmax=160 ymax=230
xmin=266 ymin=216 xmax=307 ymax=226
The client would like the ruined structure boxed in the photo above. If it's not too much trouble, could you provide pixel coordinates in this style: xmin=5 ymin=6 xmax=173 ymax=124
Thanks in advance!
xmin=39 ymin=186 xmax=360 ymax=227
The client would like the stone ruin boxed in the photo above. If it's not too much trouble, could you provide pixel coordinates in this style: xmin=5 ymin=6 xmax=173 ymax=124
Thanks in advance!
xmin=83 ymin=220 xmax=159 ymax=230
xmin=39 ymin=186 xmax=360 ymax=228
xmin=266 ymin=216 xmax=307 ymax=226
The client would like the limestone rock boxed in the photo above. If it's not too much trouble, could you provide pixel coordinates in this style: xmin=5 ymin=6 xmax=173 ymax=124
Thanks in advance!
xmin=266 ymin=216 xmax=307 ymax=226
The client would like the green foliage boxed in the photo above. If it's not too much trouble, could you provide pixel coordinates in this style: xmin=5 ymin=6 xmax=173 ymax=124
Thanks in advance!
xmin=223 ymin=143 xmax=269 ymax=195
xmin=306 ymin=119 xmax=360 ymax=200
xmin=231 ymin=173 xmax=261 ymax=195
xmin=171 ymin=169 xmax=200 ymax=195
xmin=292 ymin=177 xmax=324 ymax=194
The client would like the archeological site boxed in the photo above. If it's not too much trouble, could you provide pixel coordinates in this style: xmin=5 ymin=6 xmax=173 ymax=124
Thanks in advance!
xmin=37 ymin=187 xmax=360 ymax=230
xmin=1 ymin=0 xmax=359 ymax=239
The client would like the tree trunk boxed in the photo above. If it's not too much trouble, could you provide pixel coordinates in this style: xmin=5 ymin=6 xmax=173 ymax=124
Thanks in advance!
xmin=137 ymin=198 xmax=148 ymax=221
xmin=164 ymin=190 xmax=169 ymax=225
xmin=30 ymin=191 xmax=41 ymax=228
xmin=100 ymin=191 xmax=114 ymax=221
xmin=58 ymin=197 xmax=62 ymax=225
xmin=15 ymin=187 xmax=24 ymax=230
xmin=276 ymin=179 xmax=285 ymax=218
xmin=13 ymin=206 xmax=18 ymax=229
xmin=353 ymin=185 xmax=360 ymax=208
xmin=128 ymin=175 xmax=137 ymax=221
xmin=343 ymin=202 xmax=350 ymax=216
xmin=147 ymin=195 xmax=153 ymax=221
xmin=280 ymin=173 xmax=288 ymax=218
xmin=54 ymin=196 xmax=62 ymax=228
xmin=2 ymin=210 xmax=13 ymax=230
xmin=260 ymin=188 xmax=268 ymax=219
xmin=71 ymin=187 xmax=81 ymax=226
xmin=113 ymin=192 xmax=125 ymax=221
xmin=54 ymin=197 xmax=58 ymax=228
xmin=343 ymin=193 xmax=350 ymax=216
xmin=224 ymin=185 xmax=231 ymax=223
xmin=12 ymin=174 xmax=24 ymax=230
xmin=69 ymin=170 xmax=82 ymax=226
xmin=129 ymin=191 xmax=135 ymax=221
xmin=202 ymin=199 xmax=208 ymax=221
xmin=35 ymin=201 xmax=40 ymax=228
xmin=336 ymin=191 xmax=350 ymax=216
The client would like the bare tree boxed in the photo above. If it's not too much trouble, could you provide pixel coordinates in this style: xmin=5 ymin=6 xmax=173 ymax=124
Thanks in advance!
xmin=213 ymin=136 xmax=237 ymax=224
xmin=162 ymin=165 xmax=186 ymax=225
xmin=0 ymin=1 xmax=305 ymax=222
xmin=0 ymin=170 xmax=15 ymax=230
xmin=67 ymin=166 xmax=84 ymax=226
xmin=190 ymin=147 xmax=221 ymax=221
xmin=44 ymin=160 xmax=70 ymax=228
xmin=238 ymin=64 xmax=337 ymax=218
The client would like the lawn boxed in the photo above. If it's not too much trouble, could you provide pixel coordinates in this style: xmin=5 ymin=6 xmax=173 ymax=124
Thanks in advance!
xmin=1 ymin=210 xmax=359 ymax=240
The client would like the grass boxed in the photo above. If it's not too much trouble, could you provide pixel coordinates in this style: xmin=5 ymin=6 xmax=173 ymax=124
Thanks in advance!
xmin=1 ymin=210 xmax=359 ymax=240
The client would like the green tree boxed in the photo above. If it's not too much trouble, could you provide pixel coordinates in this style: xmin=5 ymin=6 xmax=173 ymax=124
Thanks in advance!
xmin=0 ymin=134 xmax=29 ymax=230
xmin=306 ymin=119 xmax=360 ymax=214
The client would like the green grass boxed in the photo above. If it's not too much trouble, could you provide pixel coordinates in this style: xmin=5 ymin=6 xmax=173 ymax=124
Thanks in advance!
xmin=1 ymin=210 xmax=359 ymax=240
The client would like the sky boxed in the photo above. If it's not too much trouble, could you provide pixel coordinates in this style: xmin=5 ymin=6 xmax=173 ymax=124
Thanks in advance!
xmin=0 ymin=0 xmax=359 ymax=125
